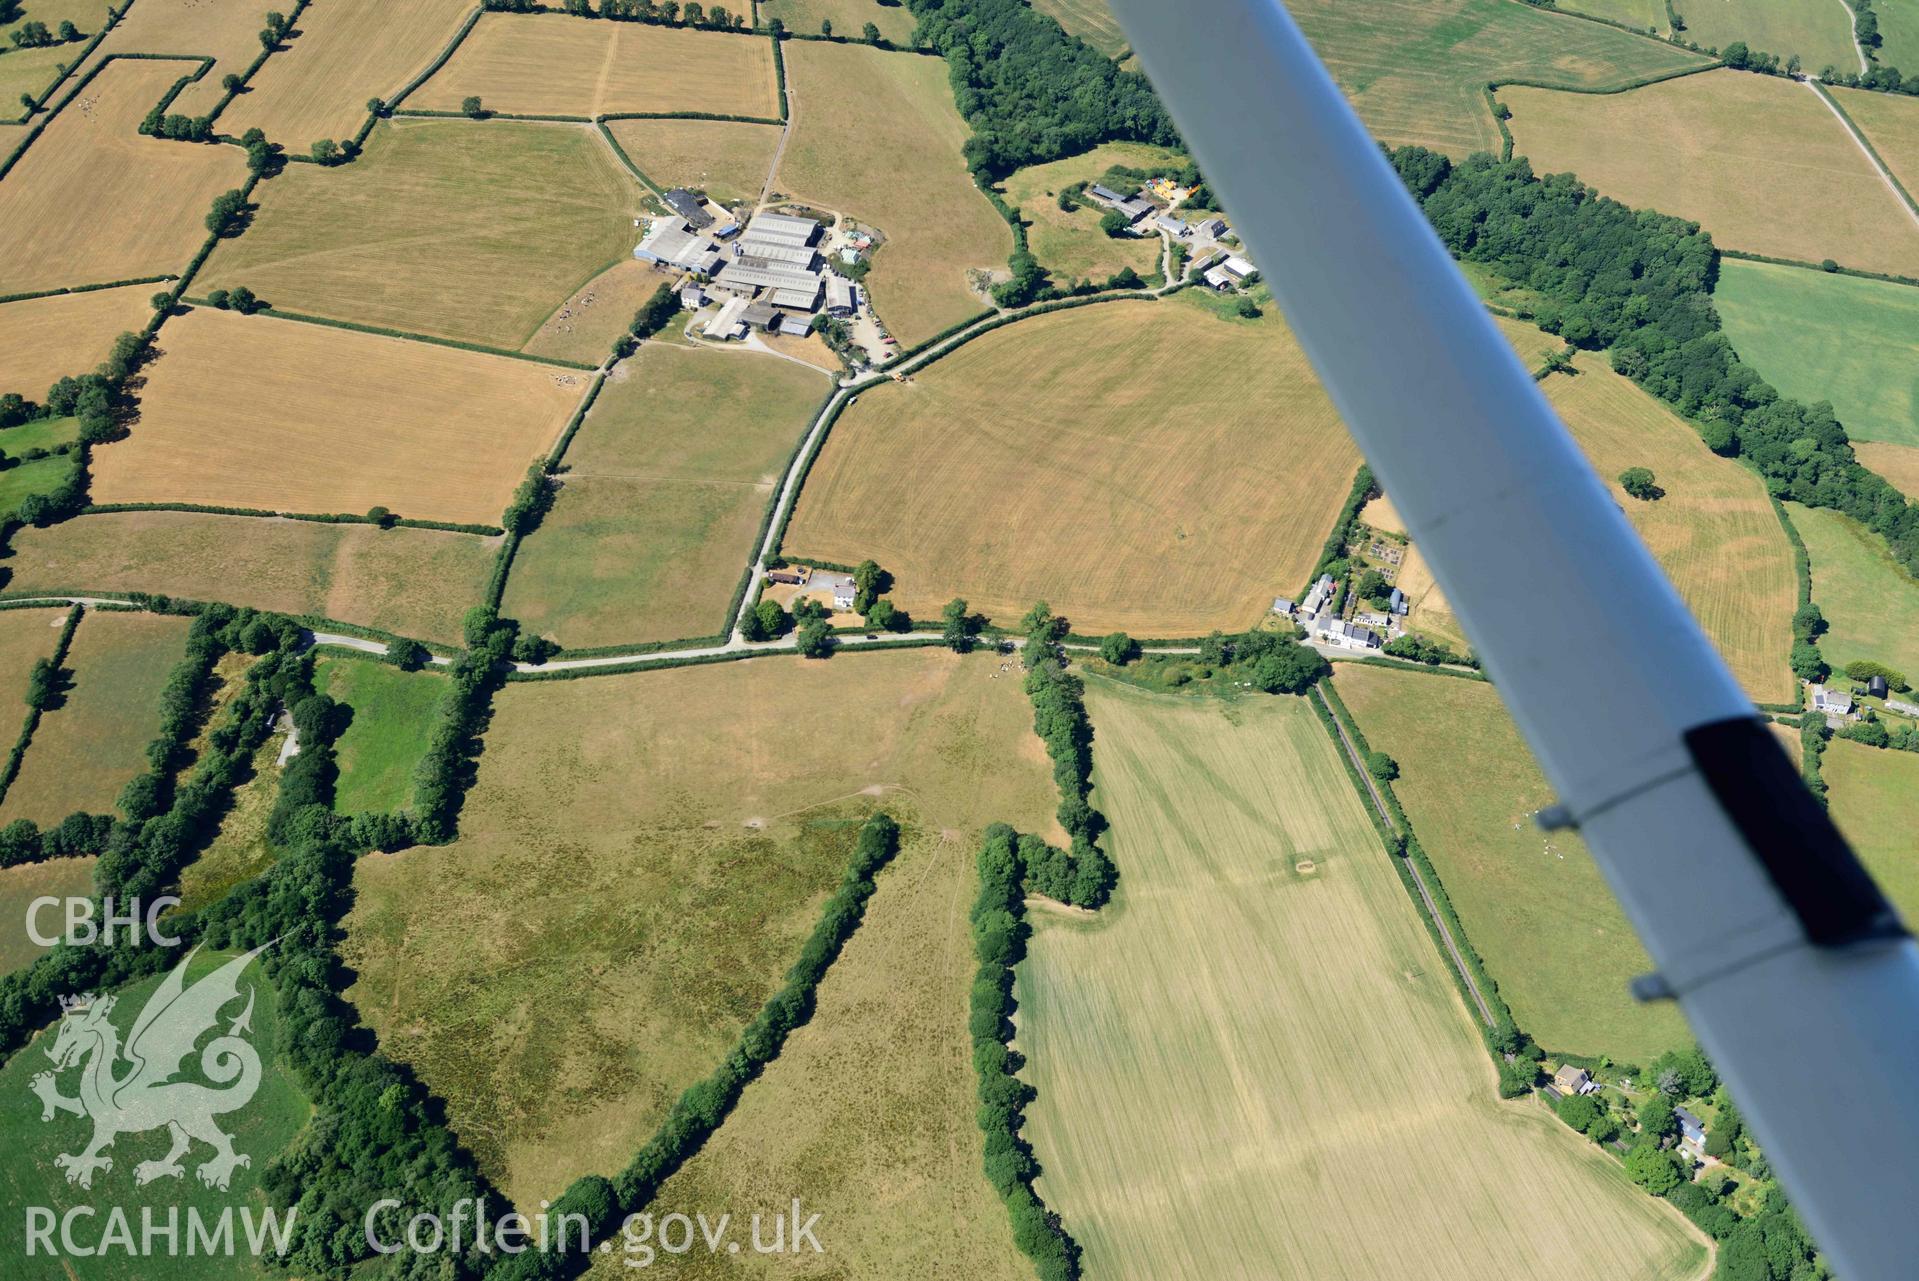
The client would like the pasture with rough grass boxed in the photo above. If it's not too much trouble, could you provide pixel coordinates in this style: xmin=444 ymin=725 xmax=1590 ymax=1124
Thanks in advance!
xmin=200 ymin=119 xmax=644 ymax=349
xmin=602 ymin=118 xmax=783 ymax=205
xmin=1715 ymin=258 xmax=1919 ymax=448
xmin=1505 ymin=70 xmax=1919 ymax=277
xmin=502 ymin=343 xmax=827 ymax=648
xmin=412 ymin=15 xmax=779 ymax=119
xmin=0 ymin=949 xmax=308 ymax=1281
xmin=1543 ymin=355 xmax=1797 ymax=702
xmin=1016 ymin=679 xmax=1707 ymax=1281
xmin=1857 ymin=440 xmax=1919 ymax=494
xmin=1000 ymin=142 xmax=1181 ymax=283
xmin=1029 ymin=0 xmax=1128 ymax=57
xmin=173 ymin=739 xmax=282 ymax=915
xmin=785 ymin=295 xmax=1360 ymax=634
xmin=1673 ymin=0 xmax=1861 ymax=73
xmin=0 ymin=607 xmax=68 ymax=713
xmin=1789 ymin=499 xmax=1919 ymax=679
xmin=316 ymin=655 xmax=445 ymax=816
xmin=761 ymin=0 xmax=918 ymax=45
xmin=1292 ymin=0 xmax=1710 ymax=156
xmin=91 ymin=308 xmax=584 ymax=527
xmin=0 ymin=60 xmax=246 ymax=296
xmin=6 ymin=511 xmax=497 ymax=647
xmin=341 ymin=647 xmax=1061 ymax=1212
xmin=0 ymin=857 xmax=95 ymax=975
xmin=1334 ymin=664 xmax=1692 ymax=1064
xmin=777 ymin=40 xmax=1012 ymax=347
xmin=96 ymin=0 xmax=275 ymax=117
xmin=1825 ymin=738 xmax=1919 ymax=917
xmin=0 ymin=611 xmax=188 ymax=827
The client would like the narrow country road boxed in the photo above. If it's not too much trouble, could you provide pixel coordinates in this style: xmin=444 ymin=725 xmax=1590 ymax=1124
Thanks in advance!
xmin=1840 ymin=0 xmax=1871 ymax=76
xmin=1806 ymin=78 xmax=1919 ymax=232
xmin=1312 ymin=687 xmax=1497 ymax=1028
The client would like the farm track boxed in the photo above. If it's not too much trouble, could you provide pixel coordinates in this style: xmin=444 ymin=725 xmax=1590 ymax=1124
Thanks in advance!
xmin=1312 ymin=685 xmax=1497 ymax=1027
xmin=1808 ymin=77 xmax=1919 ymax=231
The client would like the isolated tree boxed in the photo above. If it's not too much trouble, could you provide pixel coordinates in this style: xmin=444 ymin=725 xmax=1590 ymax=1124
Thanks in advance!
xmin=18 ymin=92 xmax=34 ymax=116
xmin=683 ymin=1 xmax=703 ymax=23
xmin=56 ymin=19 xmax=77 ymax=41
xmin=1234 ymin=294 xmax=1261 ymax=319
xmin=1099 ymin=209 xmax=1128 ymax=237
xmin=752 ymin=597 xmax=786 ymax=639
xmin=940 ymin=597 xmax=974 ymax=652
xmin=461 ymin=94 xmax=486 ymax=118
xmin=205 ymin=287 xmax=231 ymax=310
xmin=1365 ymin=750 xmax=1398 ymax=781
xmin=10 ymin=20 xmax=52 ymax=47
xmin=150 ymin=291 xmax=174 ymax=313
xmin=365 ymin=505 xmax=396 ymax=528
xmin=1019 ymin=600 xmax=1056 ymax=638
xmin=223 ymin=72 xmax=244 ymax=93
xmin=768 ymin=17 xmax=783 ymax=38
xmin=366 ymin=96 xmax=384 ymax=117
xmin=1619 ymin=466 xmax=1662 ymax=500
xmin=310 ymin=138 xmax=340 ymax=164
xmin=227 ymin=285 xmax=259 ymax=314
xmin=1790 ymin=640 xmax=1829 ymax=684
xmin=1099 ymin=631 xmax=1136 ymax=665
xmin=386 ymin=637 xmax=429 ymax=670
xmin=852 ymin=558 xmax=886 ymax=612
xmin=819 ymin=17 xmax=831 ymax=36
xmin=511 ymin=632 xmax=558 ymax=665
xmin=24 ymin=656 xmax=61 ymax=711
xmin=862 ymin=20 xmax=881 ymax=43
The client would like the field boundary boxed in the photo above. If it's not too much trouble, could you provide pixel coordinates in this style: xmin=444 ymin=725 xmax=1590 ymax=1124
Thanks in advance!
xmin=175 ymin=299 xmax=601 ymax=371
xmin=1718 ymin=246 xmax=1919 ymax=290
xmin=1487 ymin=58 xmax=1721 ymax=160
xmin=1807 ymin=78 xmax=1919 ymax=227
xmin=0 ymin=602 xmax=83 ymax=811
xmin=0 ymin=276 xmax=177 ymax=307
xmin=77 ymin=501 xmax=504 ymax=537
xmin=1 ymin=0 xmax=134 ymax=127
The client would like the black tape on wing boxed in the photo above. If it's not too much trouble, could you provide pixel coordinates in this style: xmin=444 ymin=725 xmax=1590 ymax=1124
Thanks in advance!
xmin=1686 ymin=718 xmax=1907 ymax=947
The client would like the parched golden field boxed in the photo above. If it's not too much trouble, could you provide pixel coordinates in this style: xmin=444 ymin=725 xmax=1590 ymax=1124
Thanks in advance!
xmin=1674 ymin=0 xmax=1861 ymax=74
xmin=1543 ymin=358 xmax=1796 ymax=702
xmin=0 ymin=0 xmax=108 ymax=121
xmin=1395 ymin=541 xmax=1473 ymax=654
xmin=1505 ymin=70 xmax=1919 ymax=277
xmin=412 ymin=14 xmax=780 ymax=119
xmin=761 ymin=0 xmax=918 ymax=45
xmin=91 ymin=308 xmax=584 ymax=527
xmin=604 ymin=117 xmax=782 ymax=204
xmin=1856 ymin=440 xmax=1919 ymax=495
xmin=785 ymin=296 xmax=1361 ymax=634
xmin=341 ymin=648 xmax=1063 ymax=1211
xmin=0 ymin=607 xmax=69 ymax=713
xmin=1831 ymin=86 xmax=1919 ymax=205
xmin=1292 ymin=0 xmax=1710 ymax=156
xmin=1016 ymin=681 xmax=1707 ymax=1281
xmin=1029 ymin=0 xmax=1127 ymax=57
xmin=1334 ymin=665 xmax=1691 ymax=1064
xmin=1001 ymin=142 xmax=1182 ymax=283
xmin=0 ymin=857 xmax=95 ymax=975
xmin=0 ymin=59 xmax=246 ymax=296
xmin=0 ymin=610 xmax=188 ymax=827
xmin=222 ymin=0 xmax=475 ymax=150
xmin=607 ymin=727 xmax=1060 ymax=1280
xmin=1496 ymin=312 xmax=1565 ymax=370
xmin=0 ymin=284 xmax=153 ymax=400
xmin=95 ymin=0 xmax=269 ymax=118
xmin=778 ymin=40 xmax=1011 ymax=347
xmin=0 ymin=45 xmax=75 ymax=123
xmin=504 ymin=343 xmax=826 ymax=647
xmin=522 ymin=257 xmax=676 ymax=366
xmin=6 ymin=510 xmax=497 ymax=646
xmin=201 ymin=118 xmax=643 ymax=348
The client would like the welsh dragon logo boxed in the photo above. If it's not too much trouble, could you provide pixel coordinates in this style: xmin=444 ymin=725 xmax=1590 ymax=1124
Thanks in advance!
xmin=31 ymin=944 xmax=271 ymax=1191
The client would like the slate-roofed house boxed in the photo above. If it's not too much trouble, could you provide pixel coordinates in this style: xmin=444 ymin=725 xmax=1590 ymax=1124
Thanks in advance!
xmin=663 ymin=188 xmax=713 ymax=230
xmin=1676 ymin=1106 xmax=1707 ymax=1155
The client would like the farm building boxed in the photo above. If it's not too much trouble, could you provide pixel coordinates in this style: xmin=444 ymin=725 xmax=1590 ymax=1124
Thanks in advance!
xmin=1869 ymin=675 xmax=1890 ymax=699
xmin=825 ymin=275 xmax=858 ymax=315
xmin=1087 ymin=183 xmax=1154 ymax=223
xmin=1809 ymin=684 xmax=1854 ymax=722
xmin=703 ymin=295 xmax=750 ymax=341
xmin=635 ymin=219 xmax=724 ymax=274
xmin=1203 ymin=265 xmax=1238 ymax=292
xmin=1389 ymin=587 xmax=1406 ymax=615
xmin=748 ymin=211 xmax=824 ymax=244
xmin=1221 ymin=255 xmax=1259 ymax=284
xmin=1192 ymin=217 xmax=1229 ymax=240
xmin=663 ymin=188 xmax=713 ymax=230
xmin=1154 ymin=213 xmax=1188 ymax=237
xmin=776 ymin=314 xmax=812 ymax=337
xmin=1271 ymin=597 xmax=1294 ymax=617
xmin=680 ymin=284 xmax=706 ymax=309
xmin=766 ymin=566 xmax=810 ymax=586
xmin=1309 ymin=613 xmax=1380 ymax=651
xmin=740 ymin=300 xmax=779 ymax=331
xmin=1300 ymin=573 xmax=1336 ymax=617
xmin=710 ymin=259 xmax=824 ymax=310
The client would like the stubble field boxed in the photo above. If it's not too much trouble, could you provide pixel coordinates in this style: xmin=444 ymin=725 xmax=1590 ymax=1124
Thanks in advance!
xmin=341 ymin=648 xmax=1062 ymax=1211
xmin=603 ymin=116 xmax=782 ymax=205
xmin=784 ymin=296 xmax=1361 ymax=634
xmin=1504 ymin=70 xmax=1919 ymax=277
xmin=90 ymin=307 xmax=584 ymax=527
xmin=0 ymin=284 xmax=156 ymax=401
xmin=1015 ymin=680 xmax=1707 ymax=1280
xmin=761 ymin=0 xmax=918 ymax=45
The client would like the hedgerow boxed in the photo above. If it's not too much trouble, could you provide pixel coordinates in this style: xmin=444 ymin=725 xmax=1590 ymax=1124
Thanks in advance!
xmin=0 ymin=602 xmax=83 ymax=812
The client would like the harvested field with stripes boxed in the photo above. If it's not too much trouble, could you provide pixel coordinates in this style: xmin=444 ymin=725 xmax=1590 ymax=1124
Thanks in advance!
xmin=785 ymin=295 xmax=1360 ymax=634
xmin=0 ymin=59 xmax=246 ymax=296
xmin=0 ymin=283 xmax=154 ymax=399
xmin=603 ymin=116 xmax=782 ymax=205
xmin=90 ymin=308 xmax=584 ymax=527
xmin=1015 ymin=681 xmax=1708 ymax=1281
xmin=411 ymin=14 xmax=780 ymax=119
xmin=95 ymin=0 xmax=269 ymax=118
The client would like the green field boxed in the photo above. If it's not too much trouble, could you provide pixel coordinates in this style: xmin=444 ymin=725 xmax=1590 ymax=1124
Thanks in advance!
xmin=201 ymin=119 xmax=644 ymax=349
xmin=0 ymin=416 xmax=77 ymax=460
xmin=1334 ymin=665 xmax=1691 ymax=1065
xmin=0 ymin=611 xmax=189 ymax=827
xmin=1289 ymin=0 xmax=1710 ymax=155
xmin=1716 ymin=259 xmax=1919 ymax=448
xmin=1015 ymin=680 xmax=1706 ymax=1280
xmin=0 ymin=454 xmax=70 ymax=514
xmin=760 ymin=0 xmax=917 ymax=44
xmin=1000 ymin=142 xmax=1180 ymax=284
xmin=1825 ymin=738 xmax=1919 ymax=918
xmin=1673 ymin=0 xmax=1861 ymax=73
xmin=1789 ymin=500 xmax=1919 ymax=679
xmin=502 ymin=344 xmax=826 ymax=648
xmin=315 ymin=655 xmax=445 ymax=816
xmin=0 ymin=856 xmax=94 ymax=976
xmin=341 ymin=647 xmax=1059 ymax=1211
xmin=1879 ymin=0 xmax=1919 ymax=71
xmin=1560 ymin=0 xmax=1669 ymax=34
xmin=175 ymin=739 xmax=282 ymax=915
xmin=0 ymin=949 xmax=309 ymax=1281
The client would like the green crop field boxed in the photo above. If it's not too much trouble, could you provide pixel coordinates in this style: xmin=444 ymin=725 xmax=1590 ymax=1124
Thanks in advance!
xmin=200 ymin=119 xmax=645 ymax=349
xmin=1789 ymin=500 xmax=1919 ymax=679
xmin=0 ymin=611 xmax=189 ymax=828
xmin=1000 ymin=142 xmax=1182 ymax=284
xmin=1716 ymin=259 xmax=1919 ymax=448
xmin=0 ymin=857 xmax=94 ymax=976
xmin=1334 ymin=665 xmax=1692 ymax=1064
xmin=341 ymin=647 xmax=1061 ymax=1211
xmin=502 ymin=343 xmax=827 ymax=648
xmin=7 ymin=511 xmax=498 ymax=648
xmin=1015 ymin=680 xmax=1706 ymax=1280
xmin=316 ymin=656 xmax=446 ymax=816
xmin=1289 ymin=0 xmax=1710 ymax=156
xmin=1825 ymin=738 xmax=1919 ymax=919
xmin=1673 ymin=0 xmax=1861 ymax=74
xmin=0 ymin=949 xmax=309 ymax=1281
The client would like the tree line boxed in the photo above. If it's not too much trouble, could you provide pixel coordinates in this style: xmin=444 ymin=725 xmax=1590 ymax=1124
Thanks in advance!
xmin=1392 ymin=147 xmax=1919 ymax=584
